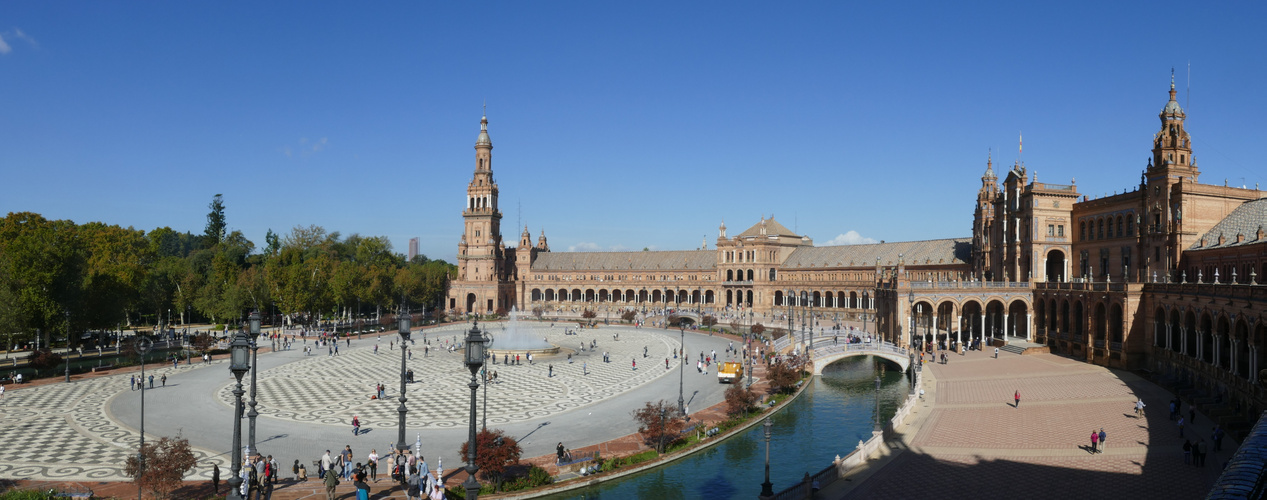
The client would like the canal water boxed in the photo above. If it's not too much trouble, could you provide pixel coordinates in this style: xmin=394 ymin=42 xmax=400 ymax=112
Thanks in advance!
xmin=542 ymin=355 xmax=911 ymax=500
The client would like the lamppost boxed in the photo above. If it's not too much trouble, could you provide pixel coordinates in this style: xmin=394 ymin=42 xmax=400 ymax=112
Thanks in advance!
xmin=658 ymin=407 xmax=667 ymax=453
xmin=64 ymin=310 xmax=71 ymax=382
xmin=227 ymin=331 xmax=251 ymax=500
xmin=247 ymin=312 xmax=261 ymax=459
xmin=678 ymin=324 xmax=685 ymax=415
xmin=462 ymin=321 xmax=487 ymax=500
xmin=760 ymin=418 xmax=774 ymax=497
xmin=481 ymin=363 xmax=489 ymax=431
xmin=135 ymin=334 xmax=153 ymax=500
xmin=800 ymin=291 xmax=808 ymax=351
xmin=873 ymin=374 xmax=882 ymax=433
xmin=397 ymin=308 xmax=411 ymax=455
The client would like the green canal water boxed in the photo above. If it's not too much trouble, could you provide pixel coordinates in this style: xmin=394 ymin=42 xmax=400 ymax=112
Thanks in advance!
xmin=542 ymin=355 xmax=911 ymax=500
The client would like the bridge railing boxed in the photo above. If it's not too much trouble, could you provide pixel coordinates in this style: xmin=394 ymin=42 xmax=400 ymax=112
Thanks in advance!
xmin=808 ymin=341 xmax=908 ymax=360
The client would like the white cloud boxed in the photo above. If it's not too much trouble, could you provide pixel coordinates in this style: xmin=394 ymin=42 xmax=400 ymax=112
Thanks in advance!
xmin=282 ymin=137 xmax=329 ymax=158
xmin=826 ymin=231 xmax=877 ymax=246
xmin=0 ymin=28 xmax=38 ymax=55
xmin=568 ymin=242 xmax=602 ymax=252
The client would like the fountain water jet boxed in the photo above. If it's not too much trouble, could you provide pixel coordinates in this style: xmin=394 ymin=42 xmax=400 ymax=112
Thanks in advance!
xmin=487 ymin=306 xmax=559 ymax=356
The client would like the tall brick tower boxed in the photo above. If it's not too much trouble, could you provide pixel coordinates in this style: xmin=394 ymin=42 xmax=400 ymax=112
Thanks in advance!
xmin=448 ymin=113 xmax=507 ymax=315
xmin=972 ymin=154 xmax=998 ymax=280
xmin=1141 ymin=72 xmax=1198 ymax=278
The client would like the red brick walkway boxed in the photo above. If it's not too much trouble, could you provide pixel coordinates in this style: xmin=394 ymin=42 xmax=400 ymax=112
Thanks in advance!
xmin=831 ymin=349 xmax=1231 ymax=500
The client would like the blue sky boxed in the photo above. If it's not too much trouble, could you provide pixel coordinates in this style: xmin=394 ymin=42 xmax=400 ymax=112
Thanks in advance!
xmin=2 ymin=2 xmax=1265 ymax=262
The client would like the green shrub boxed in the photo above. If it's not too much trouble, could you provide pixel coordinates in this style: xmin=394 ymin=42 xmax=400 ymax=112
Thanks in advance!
xmin=0 ymin=489 xmax=60 ymax=500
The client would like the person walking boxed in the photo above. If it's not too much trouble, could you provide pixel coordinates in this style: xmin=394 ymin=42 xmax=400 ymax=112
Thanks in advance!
xmin=994 ymin=346 xmax=999 ymax=359
xmin=1014 ymin=390 xmax=1021 ymax=408
xmin=1177 ymin=416 xmax=1185 ymax=438
xmin=1213 ymin=425 xmax=1225 ymax=452
xmin=322 ymin=460 xmax=339 ymax=500
xmin=1134 ymin=399 xmax=1145 ymax=417
xmin=321 ymin=450 xmax=333 ymax=479
xmin=352 ymin=416 xmax=360 ymax=436
xmin=1090 ymin=430 xmax=1099 ymax=453
xmin=148 ymin=374 xmax=154 ymax=389
xmin=1183 ymin=439 xmax=1192 ymax=464
xmin=1193 ymin=439 xmax=1205 ymax=467
xmin=1098 ymin=428 xmax=1107 ymax=453
xmin=368 ymin=449 xmax=379 ymax=482
xmin=161 ymin=374 xmax=167 ymax=387
xmin=212 ymin=463 xmax=221 ymax=494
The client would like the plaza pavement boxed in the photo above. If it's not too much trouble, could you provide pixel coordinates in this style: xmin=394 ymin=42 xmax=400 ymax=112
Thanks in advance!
xmin=824 ymin=348 xmax=1235 ymax=500
xmin=0 ymin=322 xmax=738 ymax=491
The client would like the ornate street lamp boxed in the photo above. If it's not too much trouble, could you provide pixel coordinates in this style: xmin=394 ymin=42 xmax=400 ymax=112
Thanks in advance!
xmin=135 ymin=335 xmax=153 ymax=500
xmin=64 ymin=310 xmax=71 ymax=383
xmin=678 ymin=324 xmax=686 ymax=415
xmin=462 ymin=321 xmax=487 ymax=500
xmin=247 ymin=311 xmax=261 ymax=458
xmin=760 ymin=418 xmax=774 ymax=497
xmin=873 ymin=375 xmax=883 ymax=433
xmin=397 ymin=309 xmax=411 ymax=455
xmin=227 ymin=331 xmax=251 ymax=500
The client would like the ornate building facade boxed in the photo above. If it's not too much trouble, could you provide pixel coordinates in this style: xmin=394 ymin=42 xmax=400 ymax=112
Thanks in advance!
xmin=446 ymin=79 xmax=1267 ymax=430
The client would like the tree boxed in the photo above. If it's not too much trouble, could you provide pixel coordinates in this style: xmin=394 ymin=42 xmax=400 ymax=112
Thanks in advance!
xmin=581 ymin=309 xmax=597 ymax=320
xmin=725 ymin=383 xmax=758 ymax=417
xmin=458 ymin=428 xmax=522 ymax=492
xmin=0 ymin=212 xmax=85 ymax=349
xmin=701 ymin=315 xmax=717 ymax=328
xmin=632 ymin=400 xmax=685 ymax=453
xmin=621 ymin=310 xmax=637 ymax=322
xmin=124 ymin=434 xmax=197 ymax=500
xmin=190 ymin=333 xmax=215 ymax=355
xmin=263 ymin=229 xmax=280 ymax=257
xmin=751 ymin=323 xmax=765 ymax=336
xmin=766 ymin=354 xmax=806 ymax=395
xmin=204 ymin=194 xmax=226 ymax=248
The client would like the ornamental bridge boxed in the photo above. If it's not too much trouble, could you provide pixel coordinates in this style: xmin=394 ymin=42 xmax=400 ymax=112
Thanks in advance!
xmin=808 ymin=341 xmax=911 ymax=374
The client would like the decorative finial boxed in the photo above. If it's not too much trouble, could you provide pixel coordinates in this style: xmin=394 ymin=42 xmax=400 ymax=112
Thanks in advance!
xmin=1171 ymin=67 xmax=1175 ymax=90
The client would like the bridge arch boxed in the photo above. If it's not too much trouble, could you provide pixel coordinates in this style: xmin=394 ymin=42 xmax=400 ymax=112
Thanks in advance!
xmin=812 ymin=344 xmax=910 ymax=375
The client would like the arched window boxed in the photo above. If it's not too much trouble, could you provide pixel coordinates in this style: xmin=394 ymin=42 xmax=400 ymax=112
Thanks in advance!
xmin=1126 ymin=216 xmax=1133 ymax=236
xmin=1097 ymin=219 xmax=1104 ymax=239
xmin=1080 ymin=221 xmax=1086 ymax=241
xmin=1116 ymin=217 xmax=1123 ymax=237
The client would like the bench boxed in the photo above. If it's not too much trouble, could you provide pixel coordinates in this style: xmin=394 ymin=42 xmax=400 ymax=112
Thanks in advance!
xmin=91 ymin=365 xmax=116 ymax=372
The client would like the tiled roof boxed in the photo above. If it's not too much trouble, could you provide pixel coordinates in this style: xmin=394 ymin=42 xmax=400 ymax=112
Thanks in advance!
xmin=531 ymin=250 xmax=716 ymax=271
xmin=1190 ymin=198 xmax=1267 ymax=250
xmin=782 ymin=238 xmax=972 ymax=268
xmin=737 ymin=217 xmax=799 ymax=238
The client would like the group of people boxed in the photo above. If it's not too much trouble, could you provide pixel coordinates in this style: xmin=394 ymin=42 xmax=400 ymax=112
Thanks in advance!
xmin=129 ymin=373 xmax=165 ymax=390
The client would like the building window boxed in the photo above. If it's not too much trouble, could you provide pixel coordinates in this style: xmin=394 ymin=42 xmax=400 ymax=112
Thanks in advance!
xmin=1126 ymin=216 xmax=1133 ymax=236
xmin=1097 ymin=219 xmax=1104 ymax=239
xmin=1080 ymin=222 xmax=1086 ymax=241
xmin=1058 ymin=225 xmax=1065 ymax=237
xmin=1116 ymin=217 xmax=1123 ymax=238
xmin=1047 ymin=225 xmax=1055 ymax=237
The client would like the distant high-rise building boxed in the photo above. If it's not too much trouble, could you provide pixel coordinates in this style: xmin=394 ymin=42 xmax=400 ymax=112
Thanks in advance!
xmin=408 ymin=237 xmax=420 ymax=261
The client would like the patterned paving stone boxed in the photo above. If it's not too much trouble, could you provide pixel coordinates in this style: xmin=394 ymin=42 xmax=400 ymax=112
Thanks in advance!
xmin=213 ymin=325 xmax=681 ymax=430
xmin=0 ymin=363 xmax=229 ymax=481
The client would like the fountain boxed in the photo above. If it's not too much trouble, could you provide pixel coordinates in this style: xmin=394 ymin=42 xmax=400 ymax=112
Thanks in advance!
xmin=487 ymin=306 xmax=559 ymax=356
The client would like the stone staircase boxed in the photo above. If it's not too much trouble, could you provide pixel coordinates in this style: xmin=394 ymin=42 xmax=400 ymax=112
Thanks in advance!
xmin=1000 ymin=344 xmax=1028 ymax=355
